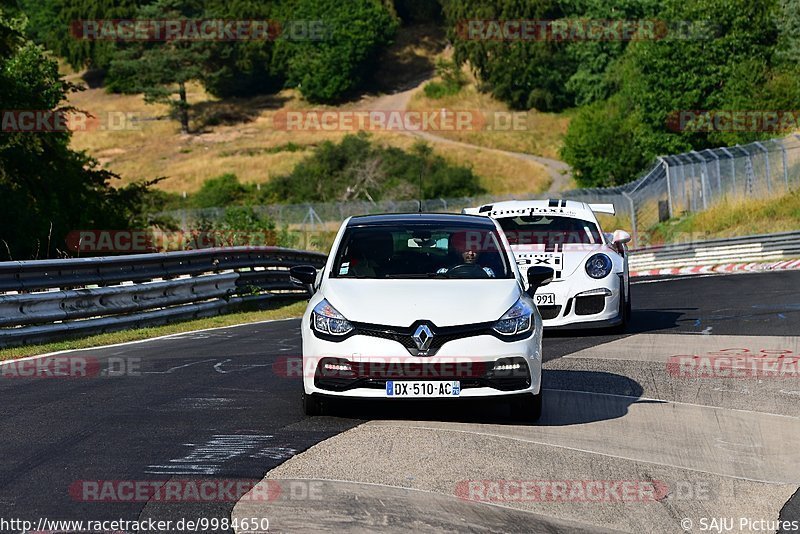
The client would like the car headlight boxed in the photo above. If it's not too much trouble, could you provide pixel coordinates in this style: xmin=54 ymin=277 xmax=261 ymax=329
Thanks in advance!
xmin=311 ymin=299 xmax=354 ymax=336
xmin=585 ymin=253 xmax=613 ymax=279
xmin=492 ymin=298 xmax=534 ymax=336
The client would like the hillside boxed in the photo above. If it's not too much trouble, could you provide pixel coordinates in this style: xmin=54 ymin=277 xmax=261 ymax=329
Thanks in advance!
xmin=64 ymin=25 xmax=567 ymax=199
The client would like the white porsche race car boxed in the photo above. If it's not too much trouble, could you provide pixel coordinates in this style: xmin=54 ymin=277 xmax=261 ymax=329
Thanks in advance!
xmin=464 ymin=199 xmax=632 ymax=330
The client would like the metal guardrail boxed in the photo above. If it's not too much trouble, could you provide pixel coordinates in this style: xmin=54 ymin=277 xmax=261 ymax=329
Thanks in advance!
xmin=3 ymin=234 xmax=796 ymax=347
xmin=0 ymin=247 xmax=326 ymax=348
xmin=628 ymin=231 xmax=800 ymax=271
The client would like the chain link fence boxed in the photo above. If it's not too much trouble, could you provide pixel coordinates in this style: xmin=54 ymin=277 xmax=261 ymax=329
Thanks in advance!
xmin=157 ymin=134 xmax=800 ymax=249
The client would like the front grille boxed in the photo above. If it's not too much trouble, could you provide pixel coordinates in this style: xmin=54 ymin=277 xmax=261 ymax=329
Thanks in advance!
xmin=537 ymin=305 xmax=562 ymax=320
xmin=353 ymin=321 xmax=494 ymax=356
xmin=575 ymin=295 xmax=605 ymax=315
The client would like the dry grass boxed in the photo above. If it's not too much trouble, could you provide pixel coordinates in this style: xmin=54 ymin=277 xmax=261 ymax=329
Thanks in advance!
xmin=375 ymin=132 xmax=551 ymax=194
xmin=408 ymin=83 xmax=571 ymax=161
xmin=648 ymin=189 xmax=800 ymax=244
xmin=66 ymin=78 xmax=552 ymax=195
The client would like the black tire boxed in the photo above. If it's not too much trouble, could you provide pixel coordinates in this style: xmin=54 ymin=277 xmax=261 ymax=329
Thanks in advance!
xmin=625 ymin=287 xmax=632 ymax=321
xmin=302 ymin=391 xmax=323 ymax=416
xmin=608 ymin=284 xmax=629 ymax=334
xmin=510 ymin=392 xmax=543 ymax=423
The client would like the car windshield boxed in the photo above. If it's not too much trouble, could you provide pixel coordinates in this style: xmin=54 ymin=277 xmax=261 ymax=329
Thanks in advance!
xmin=496 ymin=215 xmax=602 ymax=246
xmin=332 ymin=224 xmax=514 ymax=279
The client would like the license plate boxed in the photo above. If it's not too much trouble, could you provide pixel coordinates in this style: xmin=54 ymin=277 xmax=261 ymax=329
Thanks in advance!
xmin=535 ymin=293 xmax=556 ymax=306
xmin=385 ymin=381 xmax=461 ymax=397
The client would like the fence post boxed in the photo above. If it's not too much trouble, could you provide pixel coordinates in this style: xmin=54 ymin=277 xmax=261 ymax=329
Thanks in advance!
xmin=720 ymin=147 xmax=736 ymax=197
xmin=771 ymin=139 xmax=789 ymax=192
xmin=678 ymin=159 xmax=687 ymax=212
xmin=622 ymin=191 xmax=638 ymax=248
xmin=705 ymin=149 xmax=722 ymax=201
xmin=691 ymin=151 xmax=708 ymax=210
xmin=659 ymin=156 xmax=673 ymax=218
xmin=754 ymin=142 xmax=771 ymax=195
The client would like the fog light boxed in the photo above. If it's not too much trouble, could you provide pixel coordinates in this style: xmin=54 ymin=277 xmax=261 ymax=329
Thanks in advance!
xmin=577 ymin=288 xmax=612 ymax=297
xmin=494 ymin=363 xmax=522 ymax=371
xmin=323 ymin=363 xmax=351 ymax=372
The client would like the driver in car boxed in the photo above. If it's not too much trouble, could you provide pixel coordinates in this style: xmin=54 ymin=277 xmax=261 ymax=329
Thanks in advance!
xmin=437 ymin=231 xmax=496 ymax=278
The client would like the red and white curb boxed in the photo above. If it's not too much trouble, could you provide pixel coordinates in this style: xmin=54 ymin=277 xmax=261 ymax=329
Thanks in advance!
xmin=631 ymin=258 xmax=800 ymax=278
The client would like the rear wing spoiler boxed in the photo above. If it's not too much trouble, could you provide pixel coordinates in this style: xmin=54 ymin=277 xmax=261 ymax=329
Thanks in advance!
xmin=461 ymin=207 xmax=481 ymax=215
xmin=589 ymin=203 xmax=615 ymax=215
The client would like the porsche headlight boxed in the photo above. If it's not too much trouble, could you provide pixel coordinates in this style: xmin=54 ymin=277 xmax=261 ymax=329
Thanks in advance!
xmin=492 ymin=298 xmax=534 ymax=336
xmin=585 ymin=253 xmax=613 ymax=279
xmin=311 ymin=299 xmax=354 ymax=336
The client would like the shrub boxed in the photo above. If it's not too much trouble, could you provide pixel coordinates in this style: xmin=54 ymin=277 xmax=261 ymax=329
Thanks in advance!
xmin=263 ymin=133 xmax=485 ymax=203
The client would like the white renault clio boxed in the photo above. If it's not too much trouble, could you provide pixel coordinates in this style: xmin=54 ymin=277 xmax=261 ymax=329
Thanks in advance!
xmin=290 ymin=213 xmax=553 ymax=421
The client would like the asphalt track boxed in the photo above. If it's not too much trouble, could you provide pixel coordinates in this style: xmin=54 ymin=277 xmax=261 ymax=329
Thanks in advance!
xmin=0 ymin=270 xmax=799 ymax=533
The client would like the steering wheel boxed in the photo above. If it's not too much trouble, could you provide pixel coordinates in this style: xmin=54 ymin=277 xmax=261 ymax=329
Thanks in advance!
xmin=445 ymin=263 xmax=489 ymax=278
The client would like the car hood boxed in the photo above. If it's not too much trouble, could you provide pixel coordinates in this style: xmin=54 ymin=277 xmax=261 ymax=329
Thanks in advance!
xmin=321 ymin=279 xmax=521 ymax=327
xmin=512 ymin=244 xmax=613 ymax=278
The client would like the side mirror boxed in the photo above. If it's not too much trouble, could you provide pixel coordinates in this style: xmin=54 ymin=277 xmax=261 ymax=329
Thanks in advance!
xmin=612 ymin=230 xmax=631 ymax=245
xmin=526 ymin=266 xmax=554 ymax=295
xmin=289 ymin=265 xmax=317 ymax=294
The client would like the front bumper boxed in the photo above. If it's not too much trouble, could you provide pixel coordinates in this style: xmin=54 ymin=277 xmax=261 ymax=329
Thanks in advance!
xmin=536 ymin=273 xmax=623 ymax=329
xmin=302 ymin=330 xmax=542 ymax=399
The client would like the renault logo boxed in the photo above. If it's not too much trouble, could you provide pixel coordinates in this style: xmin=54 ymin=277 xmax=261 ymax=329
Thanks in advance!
xmin=412 ymin=324 xmax=434 ymax=352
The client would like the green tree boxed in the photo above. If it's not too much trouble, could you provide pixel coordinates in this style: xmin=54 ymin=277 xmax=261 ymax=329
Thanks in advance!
xmin=276 ymin=0 xmax=399 ymax=103
xmin=191 ymin=173 xmax=252 ymax=208
xmin=0 ymin=4 xmax=150 ymax=259
xmin=107 ymin=0 xmax=208 ymax=133
xmin=199 ymin=0 xmax=284 ymax=98
xmin=560 ymin=96 xmax=650 ymax=187
xmin=561 ymin=0 xmax=800 ymax=185
xmin=617 ymin=0 xmax=786 ymax=156
xmin=443 ymin=0 xmax=574 ymax=111
xmin=561 ymin=0 xmax=660 ymax=106
xmin=19 ymin=0 xmax=144 ymax=72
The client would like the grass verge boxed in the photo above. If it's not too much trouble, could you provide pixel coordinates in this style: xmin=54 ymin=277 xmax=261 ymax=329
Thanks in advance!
xmin=0 ymin=300 xmax=307 ymax=361
xmin=647 ymin=189 xmax=800 ymax=245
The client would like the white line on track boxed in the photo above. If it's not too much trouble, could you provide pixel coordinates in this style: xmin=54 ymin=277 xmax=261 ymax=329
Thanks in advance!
xmin=631 ymin=273 xmax=722 ymax=284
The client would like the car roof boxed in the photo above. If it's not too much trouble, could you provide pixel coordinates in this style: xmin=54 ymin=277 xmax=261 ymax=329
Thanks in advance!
xmin=347 ymin=212 xmax=497 ymax=228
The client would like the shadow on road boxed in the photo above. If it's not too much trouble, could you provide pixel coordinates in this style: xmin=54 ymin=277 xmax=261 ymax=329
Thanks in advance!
xmin=320 ymin=370 xmax=649 ymax=427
